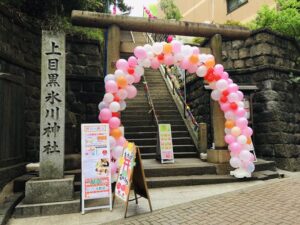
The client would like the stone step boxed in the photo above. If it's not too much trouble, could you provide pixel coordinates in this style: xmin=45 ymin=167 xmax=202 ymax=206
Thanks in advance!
xmin=123 ymin=120 xmax=185 ymax=126
xmin=124 ymin=109 xmax=180 ymax=115
xmin=128 ymin=137 xmax=194 ymax=146
xmin=121 ymin=114 xmax=183 ymax=121
xmin=125 ymin=125 xmax=188 ymax=132
xmin=138 ymin=145 xmax=197 ymax=154
xmin=125 ymin=131 xmax=189 ymax=139
xmin=146 ymin=170 xmax=280 ymax=188
xmin=141 ymin=152 xmax=198 ymax=159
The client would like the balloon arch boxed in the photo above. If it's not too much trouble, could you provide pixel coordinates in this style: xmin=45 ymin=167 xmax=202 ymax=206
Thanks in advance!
xmin=98 ymin=40 xmax=255 ymax=179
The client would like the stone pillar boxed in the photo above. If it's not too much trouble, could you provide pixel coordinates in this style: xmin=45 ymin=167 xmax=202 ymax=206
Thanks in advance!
xmin=207 ymin=34 xmax=230 ymax=164
xmin=106 ymin=25 xmax=120 ymax=74
xmin=20 ymin=32 xmax=77 ymax=215
xmin=198 ymin=123 xmax=207 ymax=154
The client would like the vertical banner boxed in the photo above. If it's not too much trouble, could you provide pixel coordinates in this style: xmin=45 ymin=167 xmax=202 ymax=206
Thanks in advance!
xmin=81 ymin=124 xmax=112 ymax=213
xmin=40 ymin=31 xmax=65 ymax=179
xmin=158 ymin=124 xmax=174 ymax=163
xmin=115 ymin=143 xmax=137 ymax=202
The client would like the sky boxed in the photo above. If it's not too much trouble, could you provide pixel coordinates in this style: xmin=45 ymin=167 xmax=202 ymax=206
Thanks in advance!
xmin=123 ymin=0 xmax=158 ymax=17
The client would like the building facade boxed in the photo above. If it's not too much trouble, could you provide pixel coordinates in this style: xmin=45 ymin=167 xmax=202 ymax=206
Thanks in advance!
xmin=159 ymin=0 xmax=276 ymax=23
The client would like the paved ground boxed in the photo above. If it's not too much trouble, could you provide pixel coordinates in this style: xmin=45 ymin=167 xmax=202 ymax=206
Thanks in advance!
xmin=8 ymin=171 xmax=300 ymax=225
xmin=106 ymin=172 xmax=300 ymax=225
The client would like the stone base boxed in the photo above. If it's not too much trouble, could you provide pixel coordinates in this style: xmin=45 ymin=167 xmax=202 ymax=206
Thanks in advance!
xmin=207 ymin=149 xmax=230 ymax=164
xmin=24 ymin=175 xmax=74 ymax=204
xmin=14 ymin=196 xmax=80 ymax=217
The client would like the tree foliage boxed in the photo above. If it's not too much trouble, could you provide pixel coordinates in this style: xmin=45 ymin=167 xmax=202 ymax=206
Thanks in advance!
xmin=159 ymin=0 xmax=181 ymax=21
xmin=0 ymin=0 xmax=131 ymax=19
xmin=251 ymin=0 xmax=300 ymax=39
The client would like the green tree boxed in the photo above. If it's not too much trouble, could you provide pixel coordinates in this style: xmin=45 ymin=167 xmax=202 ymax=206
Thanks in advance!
xmin=159 ymin=0 xmax=181 ymax=21
xmin=251 ymin=0 xmax=300 ymax=39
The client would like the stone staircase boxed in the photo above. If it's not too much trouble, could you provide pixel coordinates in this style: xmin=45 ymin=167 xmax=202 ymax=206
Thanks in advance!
xmin=122 ymin=69 xmax=198 ymax=159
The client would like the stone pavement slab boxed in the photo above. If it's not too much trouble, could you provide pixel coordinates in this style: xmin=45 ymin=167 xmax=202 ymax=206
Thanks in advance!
xmin=106 ymin=172 xmax=300 ymax=225
xmin=8 ymin=171 xmax=300 ymax=225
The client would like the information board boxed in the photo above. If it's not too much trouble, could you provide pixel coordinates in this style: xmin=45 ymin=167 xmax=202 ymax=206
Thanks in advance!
xmin=158 ymin=124 xmax=174 ymax=163
xmin=81 ymin=124 xmax=112 ymax=214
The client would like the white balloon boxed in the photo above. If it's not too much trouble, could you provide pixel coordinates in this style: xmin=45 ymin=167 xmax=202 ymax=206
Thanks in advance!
xmin=174 ymin=53 xmax=184 ymax=63
xmin=152 ymin=42 xmax=163 ymax=55
xmin=211 ymin=90 xmax=221 ymax=101
xmin=120 ymin=101 xmax=127 ymax=110
xmin=237 ymin=135 xmax=247 ymax=145
xmin=196 ymin=65 xmax=207 ymax=77
xmin=117 ymin=89 xmax=128 ymax=100
xmin=199 ymin=54 xmax=207 ymax=63
xmin=126 ymin=75 xmax=134 ymax=85
xmin=228 ymin=93 xmax=239 ymax=102
xmin=237 ymin=101 xmax=245 ymax=108
xmin=142 ymin=58 xmax=151 ymax=68
xmin=181 ymin=45 xmax=192 ymax=56
xmin=216 ymin=79 xmax=228 ymax=91
xmin=109 ymin=136 xmax=116 ymax=148
xmin=98 ymin=101 xmax=108 ymax=111
xmin=225 ymin=111 xmax=236 ymax=120
xmin=104 ymin=74 xmax=115 ymax=83
xmin=109 ymin=101 xmax=120 ymax=112
xmin=135 ymin=66 xmax=144 ymax=76
xmin=115 ymin=69 xmax=124 ymax=78
xmin=144 ymin=44 xmax=152 ymax=52
xmin=239 ymin=150 xmax=252 ymax=161
xmin=103 ymin=93 xmax=114 ymax=103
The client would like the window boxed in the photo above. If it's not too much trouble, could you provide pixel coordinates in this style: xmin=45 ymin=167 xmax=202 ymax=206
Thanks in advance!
xmin=227 ymin=0 xmax=248 ymax=13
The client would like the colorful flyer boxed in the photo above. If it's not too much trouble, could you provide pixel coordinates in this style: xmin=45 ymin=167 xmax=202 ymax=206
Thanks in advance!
xmin=115 ymin=143 xmax=137 ymax=202
xmin=81 ymin=124 xmax=112 ymax=213
xmin=158 ymin=124 xmax=174 ymax=163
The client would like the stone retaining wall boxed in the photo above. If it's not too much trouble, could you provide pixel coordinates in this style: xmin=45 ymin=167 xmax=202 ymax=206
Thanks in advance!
xmin=186 ymin=30 xmax=300 ymax=171
xmin=0 ymin=4 xmax=104 ymax=163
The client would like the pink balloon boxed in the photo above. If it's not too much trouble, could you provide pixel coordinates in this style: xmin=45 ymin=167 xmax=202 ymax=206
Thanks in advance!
xmin=167 ymin=35 xmax=173 ymax=43
xmin=110 ymin=161 xmax=117 ymax=174
xmin=126 ymin=85 xmax=137 ymax=99
xmin=225 ymin=134 xmax=236 ymax=144
xmin=128 ymin=56 xmax=138 ymax=67
xmin=99 ymin=108 xmax=112 ymax=121
xmin=242 ymin=127 xmax=253 ymax=137
xmin=221 ymin=72 xmax=229 ymax=79
xmin=237 ymin=91 xmax=244 ymax=101
xmin=220 ymin=103 xmax=230 ymax=112
xmin=151 ymin=58 xmax=160 ymax=69
xmin=192 ymin=46 xmax=200 ymax=54
xmin=229 ymin=142 xmax=242 ymax=154
xmin=235 ymin=107 xmax=246 ymax=117
xmin=180 ymin=58 xmax=190 ymax=70
xmin=228 ymin=83 xmax=239 ymax=92
xmin=164 ymin=54 xmax=174 ymax=66
xmin=134 ymin=46 xmax=147 ymax=59
xmin=133 ymin=74 xmax=141 ymax=83
xmin=117 ymin=89 xmax=128 ymax=100
xmin=116 ymin=136 xmax=126 ymax=147
xmin=236 ymin=117 xmax=248 ymax=129
xmin=105 ymin=80 xmax=118 ymax=93
xmin=112 ymin=146 xmax=123 ymax=159
xmin=116 ymin=59 xmax=128 ymax=71
xmin=187 ymin=64 xmax=197 ymax=73
xmin=109 ymin=117 xmax=121 ymax=129
xmin=214 ymin=64 xmax=224 ymax=75
xmin=171 ymin=40 xmax=182 ymax=53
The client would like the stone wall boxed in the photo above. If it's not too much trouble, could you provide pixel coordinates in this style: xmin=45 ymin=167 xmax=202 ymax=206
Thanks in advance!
xmin=0 ymin=4 xmax=105 ymax=164
xmin=186 ymin=29 xmax=300 ymax=171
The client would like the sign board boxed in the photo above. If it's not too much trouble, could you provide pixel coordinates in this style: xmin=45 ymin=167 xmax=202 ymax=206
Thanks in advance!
xmin=81 ymin=124 xmax=112 ymax=214
xmin=158 ymin=124 xmax=174 ymax=163
xmin=115 ymin=142 xmax=136 ymax=202
xmin=40 ymin=31 xmax=65 ymax=179
xmin=114 ymin=143 xmax=152 ymax=218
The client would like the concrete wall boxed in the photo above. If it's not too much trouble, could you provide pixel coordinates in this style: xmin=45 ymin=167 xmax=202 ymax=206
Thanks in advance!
xmin=185 ymin=29 xmax=300 ymax=171
xmin=159 ymin=0 xmax=276 ymax=23
xmin=0 ymin=4 xmax=105 ymax=165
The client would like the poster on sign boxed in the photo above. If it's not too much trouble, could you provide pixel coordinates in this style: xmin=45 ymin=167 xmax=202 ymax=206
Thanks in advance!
xmin=158 ymin=124 xmax=174 ymax=163
xmin=115 ymin=142 xmax=136 ymax=202
xmin=81 ymin=124 xmax=112 ymax=214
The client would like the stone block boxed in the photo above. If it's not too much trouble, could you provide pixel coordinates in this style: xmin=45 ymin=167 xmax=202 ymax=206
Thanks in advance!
xmin=231 ymin=40 xmax=244 ymax=50
xmin=233 ymin=60 xmax=244 ymax=69
xmin=86 ymin=66 xmax=100 ymax=77
xmin=228 ymin=50 xmax=238 ymax=60
xmin=239 ymin=48 xmax=249 ymax=58
xmin=245 ymin=58 xmax=254 ymax=67
xmin=24 ymin=175 xmax=74 ymax=204
xmin=207 ymin=149 xmax=230 ymax=164
xmin=274 ymin=144 xmax=299 ymax=158
xmin=275 ymin=157 xmax=300 ymax=171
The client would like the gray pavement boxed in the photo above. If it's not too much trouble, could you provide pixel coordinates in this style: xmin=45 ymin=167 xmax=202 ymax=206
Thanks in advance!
xmin=8 ymin=171 xmax=300 ymax=225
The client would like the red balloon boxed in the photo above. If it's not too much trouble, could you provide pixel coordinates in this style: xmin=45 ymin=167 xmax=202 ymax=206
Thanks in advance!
xmin=112 ymin=112 xmax=120 ymax=118
xmin=113 ymin=95 xmax=120 ymax=102
xmin=220 ymin=96 xmax=227 ymax=103
xmin=214 ymin=74 xmax=221 ymax=81
xmin=128 ymin=67 xmax=135 ymax=75
xmin=230 ymin=102 xmax=238 ymax=110
xmin=157 ymin=54 xmax=164 ymax=61
xmin=222 ymin=90 xmax=229 ymax=96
